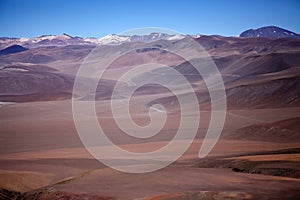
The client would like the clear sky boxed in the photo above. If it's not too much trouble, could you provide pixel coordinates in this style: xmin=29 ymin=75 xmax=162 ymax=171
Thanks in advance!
xmin=0 ymin=0 xmax=300 ymax=38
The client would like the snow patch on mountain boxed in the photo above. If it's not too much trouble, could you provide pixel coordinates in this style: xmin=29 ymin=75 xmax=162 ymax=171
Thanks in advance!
xmin=97 ymin=34 xmax=131 ymax=45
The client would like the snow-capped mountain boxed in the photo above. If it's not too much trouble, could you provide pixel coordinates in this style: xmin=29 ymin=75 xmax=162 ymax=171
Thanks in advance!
xmin=0 ymin=33 xmax=185 ymax=49
xmin=88 ymin=33 xmax=185 ymax=45
xmin=95 ymin=34 xmax=131 ymax=45
xmin=239 ymin=26 xmax=300 ymax=39
xmin=129 ymin=33 xmax=185 ymax=43
xmin=0 ymin=33 xmax=92 ymax=49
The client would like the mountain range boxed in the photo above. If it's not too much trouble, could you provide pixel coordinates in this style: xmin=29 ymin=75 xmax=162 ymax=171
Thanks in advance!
xmin=1 ymin=26 xmax=299 ymax=50
xmin=0 ymin=25 xmax=300 ymax=107
xmin=0 ymin=32 xmax=185 ymax=49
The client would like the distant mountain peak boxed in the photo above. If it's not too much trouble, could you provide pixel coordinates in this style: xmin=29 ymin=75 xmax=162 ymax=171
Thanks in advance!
xmin=239 ymin=26 xmax=300 ymax=39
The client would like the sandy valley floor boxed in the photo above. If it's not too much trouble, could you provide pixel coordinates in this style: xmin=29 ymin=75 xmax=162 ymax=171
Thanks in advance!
xmin=0 ymin=99 xmax=299 ymax=199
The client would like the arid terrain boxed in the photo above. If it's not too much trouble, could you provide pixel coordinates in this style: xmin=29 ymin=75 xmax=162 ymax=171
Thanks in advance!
xmin=0 ymin=32 xmax=300 ymax=199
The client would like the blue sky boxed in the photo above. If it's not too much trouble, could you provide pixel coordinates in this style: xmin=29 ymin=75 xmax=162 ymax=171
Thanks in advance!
xmin=0 ymin=0 xmax=299 ymax=38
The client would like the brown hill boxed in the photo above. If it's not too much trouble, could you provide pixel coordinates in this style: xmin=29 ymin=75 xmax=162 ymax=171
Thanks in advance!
xmin=226 ymin=117 xmax=300 ymax=142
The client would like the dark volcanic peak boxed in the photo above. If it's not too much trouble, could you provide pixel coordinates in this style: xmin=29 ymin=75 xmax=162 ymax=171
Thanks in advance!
xmin=239 ymin=26 xmax=300 ymax=39
xmin=0 ymin=45 xmax=28 ymax=55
